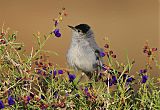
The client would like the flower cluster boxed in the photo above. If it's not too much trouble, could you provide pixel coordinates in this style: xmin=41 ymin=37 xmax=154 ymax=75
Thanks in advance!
xmin=53 ymin=29 xmax=61 ymax=37
xmin=143 ymin=41 xmax=158 ymax=69
xmin=68 ymin=73 xmax=76 ymax=82
xmin=0 ymin=96 xmax=16 ymax=109
xmin=143 ymin=41 xmax=157 ymax=57
xmin=139 ymin=69 xmax=148 ymax=83
xmin=83 ymin=86 xmax=97 ymax=103
xmin=0 ymin=33 xmax=6 ymax=44
xmin=0 ymin=100 xmax=4 ymax=109
xmin=34 ymin=55 xmax=53 ymax=76
xmin=34 ymin=55 xmax=66 ymax=81
xmin=104 ymin=73 xmax=135 ymax=86
xmin=52 ymin=8 xmax=68 ymax=37
xmin=102 ymin=39 xmax=117 ymax=58
xmin=0 ymin=32 xmax=8 ymax=45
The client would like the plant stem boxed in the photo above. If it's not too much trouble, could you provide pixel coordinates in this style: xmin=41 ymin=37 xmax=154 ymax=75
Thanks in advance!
xmin=27 ymin=33 xmax=52 ymax=64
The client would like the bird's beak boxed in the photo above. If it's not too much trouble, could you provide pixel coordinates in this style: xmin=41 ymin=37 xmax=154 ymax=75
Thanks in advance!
xmin=68 ymin=25 xmax=76 ymax=31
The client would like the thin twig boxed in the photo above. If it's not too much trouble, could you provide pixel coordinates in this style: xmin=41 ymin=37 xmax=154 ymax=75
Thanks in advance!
xmin=27 ymin=33 xmax=52 ymax=63
xmin=5 ymin=50 xmax=23 ymax=74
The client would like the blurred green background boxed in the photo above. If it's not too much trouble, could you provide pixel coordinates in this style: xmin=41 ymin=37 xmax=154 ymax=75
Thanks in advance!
xmin=0 ymin=0 xmax=159 ymax=76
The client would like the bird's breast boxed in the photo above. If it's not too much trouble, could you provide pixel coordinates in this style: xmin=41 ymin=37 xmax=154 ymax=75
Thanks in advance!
xmin=67 ymin=40 xmax=97 ymax=72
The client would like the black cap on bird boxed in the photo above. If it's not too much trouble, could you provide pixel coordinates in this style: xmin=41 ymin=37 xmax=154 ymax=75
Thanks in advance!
xmin=68 ymin=24 xmax=90 ymax=34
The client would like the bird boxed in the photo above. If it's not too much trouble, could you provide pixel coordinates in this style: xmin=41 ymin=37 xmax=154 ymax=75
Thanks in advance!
xmin=66 ymin=24 xmax=103 ymax=78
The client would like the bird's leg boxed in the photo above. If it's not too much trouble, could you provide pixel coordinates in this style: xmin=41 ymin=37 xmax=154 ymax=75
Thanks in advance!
xmin=77 ymin=72 xmax=85 ymax=84
xmin=94 ymin=60 xmax=102 ymax=82
xmin=94 ymin=70 xmax=99 ymax=82
xmin=94 ymin=49 xmax=103 ymax=81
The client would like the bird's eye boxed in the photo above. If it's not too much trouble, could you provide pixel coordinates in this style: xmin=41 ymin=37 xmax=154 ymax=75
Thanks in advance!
xmin=78 ymin=30 xmax=81 ymax=32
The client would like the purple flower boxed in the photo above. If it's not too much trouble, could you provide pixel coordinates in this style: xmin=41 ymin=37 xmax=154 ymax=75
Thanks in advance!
xmin=42 ymin=67 xmax=47 ymax=70
xmin=53 ymin=29 xmax=61 ymax=37
xmin=139 ymin=70 xmax=143 ymax=74
xmin=27 ymin=96 xmax=30 ymax=102
xmin=50 ymin=70 xmax=57 ymax=76
xmin=68 ymin=73 xmax=76 ymax=82
xmin=41 ymin=95 xmax=45 ymax=100
xmin=0 ymin=100 xmax=4 ymax=109
xmin=112 ymin=76 xmax=117 ymax=85
xmin=55 ymin=20 xmax=58 ymax=27
xmin=37 ymin=69 xmax=42 ymax=74
xmin=23 ymin=96 xmax=31 ymax=104
xmin=66 ymin=93 xmax=69 ymax=97
xmin=102 ymin=66 xmax=107 ymax=71
xmin=58 ymin=70 xmax=63 ymax=74
xmin=55 ymin=33 xmax=61 ymax=37
xmin=54 ymin=29 xmax=59 ymax=34
xmin=122 ymin=74 xmax=127 ymax=79
xmin=8 ymin=96 xmax=15 ymax=105
xmin=84 ymin=87 xmax=88 ymax=93
xmin=126 ymin=77 xmax=134 ymax=83
xmin=53 ymin=91 xmax=58 ymax=98
xmin=102 ymin=64 xmax=110 ymax=71
xmin=142 ymin=75 xmax=148 ymax=83
xmin=100 ymin=52 xmax=105 ymax=57
xmin=84 ymin=87 xmax=90 ymax=97
xmin=86 ymin=92 xmax=91 ymax=97
xmin=121 ymin=73 xmax=134 ymax=83
xmin=139 ymin=69 xmax=147 ymax=74
xmin=75 ymin=94 xmax=80 ymax=98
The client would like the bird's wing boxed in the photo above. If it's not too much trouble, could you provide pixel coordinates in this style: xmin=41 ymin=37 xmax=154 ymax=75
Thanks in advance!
xmin=87 ymin=37 xmax=102 ymax=52
xmin=87 ymin=37 xmax=103 ymax=70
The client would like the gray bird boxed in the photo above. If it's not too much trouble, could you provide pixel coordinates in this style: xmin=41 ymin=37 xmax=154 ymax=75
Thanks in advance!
xmin=67 ymin=24 xmax=103 ymax=78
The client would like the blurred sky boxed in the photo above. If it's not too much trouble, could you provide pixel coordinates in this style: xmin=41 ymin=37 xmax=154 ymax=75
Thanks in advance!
xmin=0 ymin=0 xmax=159 ymax=75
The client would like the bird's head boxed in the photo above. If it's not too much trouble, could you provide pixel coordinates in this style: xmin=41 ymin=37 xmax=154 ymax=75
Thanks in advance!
xmin=68 ymin=24 xmax=93 ymax=39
